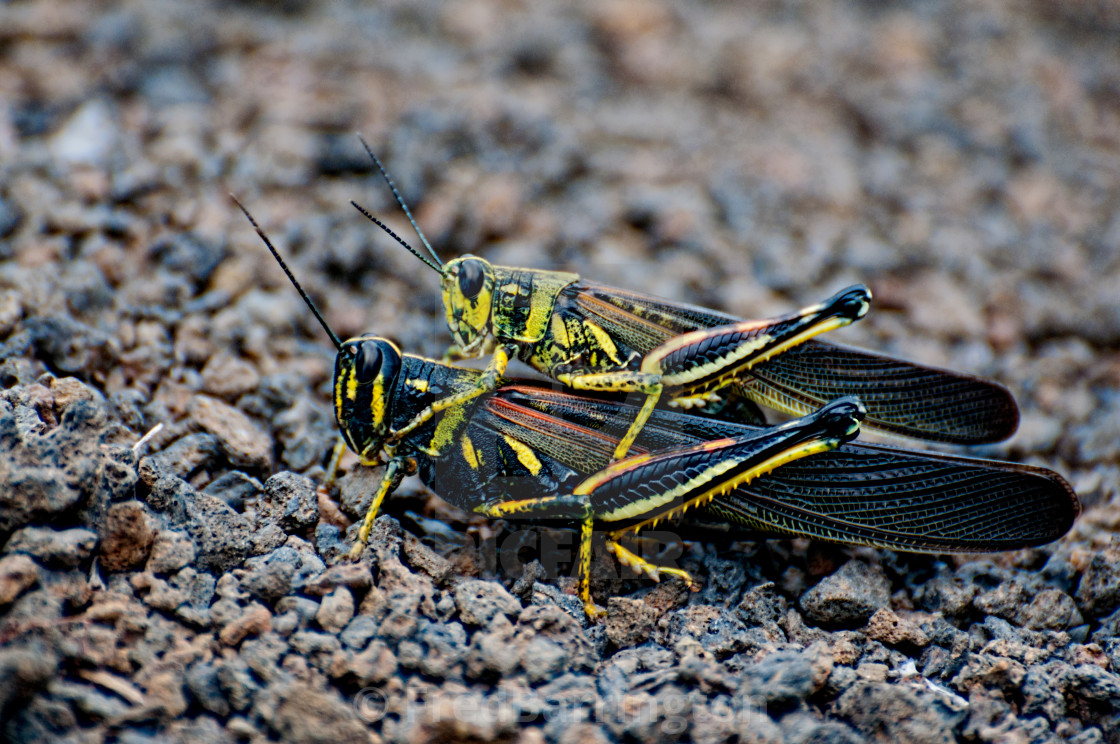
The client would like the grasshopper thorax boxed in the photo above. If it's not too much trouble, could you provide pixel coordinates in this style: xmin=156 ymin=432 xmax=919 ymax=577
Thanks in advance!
xmin=441 ymin=256 xmax=497 ymax=353
xmin=335 ymin=335 xmax=403 ymax=460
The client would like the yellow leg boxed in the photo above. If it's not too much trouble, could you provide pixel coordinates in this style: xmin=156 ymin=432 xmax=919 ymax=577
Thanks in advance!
xmin=322 ymin=437 xmax=348 ymax=491
xmin=610 ymin=388 xmax=661 ymax=462
xmin=555 ymin=369 xmax=663 ymax=462
xmin=349 ymin=458 xmax=407 ymax=559
xmin=475 ymin=493 xmax=604 ymax=619
xmin=606 ymin=536 xmax=696 ymax=588
xmin=580 ymin=517 xmax=606 ymax=619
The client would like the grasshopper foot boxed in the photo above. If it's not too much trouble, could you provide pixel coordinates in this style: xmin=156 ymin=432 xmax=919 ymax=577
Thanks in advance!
xmin=582 ymin=599 xmax=607 ymax=620
xmin=348 ymin=537 xmax=367 ymax=560
xmin=607 ymin=539 xmax=698 ymax=590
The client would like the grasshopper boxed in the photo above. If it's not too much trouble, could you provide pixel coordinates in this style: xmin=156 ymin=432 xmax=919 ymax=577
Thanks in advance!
xmin=235 ymin=200 xmax=1078 ymax=617
xmin=237 ymin=199 xmax=867 ymax=616
xmin=352 ymin=141 xmax=1019 ymax=461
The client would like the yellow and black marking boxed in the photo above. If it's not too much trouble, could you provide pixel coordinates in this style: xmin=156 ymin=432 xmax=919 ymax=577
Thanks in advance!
xmin=333 ymin=336 xmax=403 ymax=460
xmin=494 ymin=382 xmax=1079 ymax=547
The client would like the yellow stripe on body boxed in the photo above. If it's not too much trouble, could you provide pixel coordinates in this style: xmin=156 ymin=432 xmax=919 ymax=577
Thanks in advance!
xmin=336 ymin=369 xmax=360 ymax=455
xmin=370 ymin=377 xmax=389 ymax=429
xmin=502 ymin=434 xmax=543 ymax=476
xmin=573 ymin=451 xmax=657 ymax=494
xmin=345 ymin=370 xmax=357 ymax=402
xmin=428 ymin=404 xmax=466 ymax=454
xmin=461 ymin=434 xmax=480 ymax=470
xmin=583 ymin=320 xmax=626 ymax=367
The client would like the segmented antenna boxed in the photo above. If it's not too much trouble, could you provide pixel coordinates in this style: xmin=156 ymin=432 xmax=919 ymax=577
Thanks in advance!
xmin=351 ymin=200 xmax=443 ymax=274
xmin=230 ymin=194 xmax=343 ymax=350
xmin=357 ymin=135 xmax=444 ymax=270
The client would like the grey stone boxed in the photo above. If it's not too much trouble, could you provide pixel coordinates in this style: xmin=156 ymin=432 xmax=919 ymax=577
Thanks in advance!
xmin=659 ymin=605 xmax=750 ymax=658
xmin=186 ymin=662 xmax=230 ymax=717
xmin=453 ymin=578 xmax=522 ymax=626
xmin=0 ymin=643 xmax=59 ymax=715
xmin=800 ymin=561 xmax=890 ymax=627
xmin=145 ymin=530 xmax=196 ymax=574
xmin=202 ymin=470 xmax=262 ymax=512
xmin=1069 ymin=664 xmax=1120 ymax=702
xmin=605 ymin=596 xmax=658 ymax=648
xmin=315 ymin=587 xmax=355 ymax=633
xmin=268 ymin=683 xmax=370 ymax=743
xmin=339 ymin=615 xmax=379 ymax=650
xmin=240 ymin=633 xmax=289 ymax=684
xmin=1077 ymin=548 xmax=1120 ymax=619
xmin=143 ymin=432 xmax=222 ymax=479
xmin=5 ymin=527 xmax=97 ymax=569
xmin=256 ymin=471 xmax=319 ymax=537
xmin=834 ymin=682 xmax=965 ymax=744
xmin=240 ymin=553 xmax=296 ymax=604
xmin=217 ymin=655 xmax=259 ymax=712
xmin=185 ymin=493 xmax=252 ymax=573
xmin=737 ymin=581 xmax=788 ymax=627
xmin=741 ymin=643 xmax=834 ymax=706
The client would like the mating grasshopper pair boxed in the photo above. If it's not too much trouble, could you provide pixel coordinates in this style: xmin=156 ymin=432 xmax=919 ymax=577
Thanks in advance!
xmin=233 ymin=150 xmax=1076 ymax=616
xmin=350 ymin=137 xmax=1019 ymax=459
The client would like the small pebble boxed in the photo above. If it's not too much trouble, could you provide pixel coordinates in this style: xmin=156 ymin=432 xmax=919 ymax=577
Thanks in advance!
xmin=99 ymin=501 xmax=156 ymax=572
xmin=315 ymin=587 xmax=355 ymax=633
xmin=800 ymin=560 xmax=891 ymax=627
xmin=188 ymin=395 xmax=271 ymax=469
xmin=145 ymin=530 xmax=197 ymax=575
xmin=219 ymin=604 xmax=272 ymax=646
xmin=0 ymin=554 xmax=40 ymax=604
xmin=454 ymin=579 xmax=522 ymax=626
xmin=5 ymin=526 xmax=98 ymax=568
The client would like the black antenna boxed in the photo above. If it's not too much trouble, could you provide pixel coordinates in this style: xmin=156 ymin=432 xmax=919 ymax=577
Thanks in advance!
xmin=230 ymin=194 xmax=342 ymax=350
xmin=357 ymin=134 xmax=444 ymax=269
xmin=351 ymin=200 xmax=443 ymax=274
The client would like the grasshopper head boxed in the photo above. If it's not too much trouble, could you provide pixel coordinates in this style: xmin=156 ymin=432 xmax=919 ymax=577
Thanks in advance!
xmin=441 ymin=256 xmax=496 ymax=353
xmin=334 ymin=335 xmax=403 ymax=460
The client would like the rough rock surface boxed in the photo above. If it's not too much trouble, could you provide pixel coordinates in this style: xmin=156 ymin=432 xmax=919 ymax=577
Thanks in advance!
xmin=2 ymin=1 xmax=1119 ymax=742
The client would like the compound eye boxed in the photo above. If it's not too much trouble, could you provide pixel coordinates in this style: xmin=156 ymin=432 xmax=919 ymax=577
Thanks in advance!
xmin=354 ymin=341 xmax=383 ymax=384
xmin=458 ymin=259 xmax=486 ymax=299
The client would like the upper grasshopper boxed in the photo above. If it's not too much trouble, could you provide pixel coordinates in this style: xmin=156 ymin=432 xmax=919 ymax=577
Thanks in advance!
xmin=352 ymin=140 xmax=1019 ymax=462
xmin=235 ymin=199 xmax=1078 ymax=618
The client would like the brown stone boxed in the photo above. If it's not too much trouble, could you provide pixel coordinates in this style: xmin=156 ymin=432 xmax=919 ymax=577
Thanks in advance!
xmin=99 ymin=501 xmax=155 ymax=572
xmin=188 ymin=394 xmax=271 ymax=468
xmin=219 ymin=604 xmax=272 ymax=646
xmin=0 ymin=554 xmax=40 ymax=604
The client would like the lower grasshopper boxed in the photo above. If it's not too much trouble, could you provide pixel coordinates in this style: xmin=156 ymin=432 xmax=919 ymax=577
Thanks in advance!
xmin=236 ymin=200 xmax=1079 ymax=617
xmin=351 ymin=141 xmax=1019 ymax=461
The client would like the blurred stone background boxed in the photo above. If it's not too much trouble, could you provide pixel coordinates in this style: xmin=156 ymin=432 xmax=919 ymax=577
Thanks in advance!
xmin=2 ymin=0 xmax=1120 ymax=742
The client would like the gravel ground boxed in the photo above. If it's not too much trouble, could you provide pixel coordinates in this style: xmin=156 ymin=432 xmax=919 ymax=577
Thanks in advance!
xmin=2 ymin=0 xmax=1120 ymax=742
